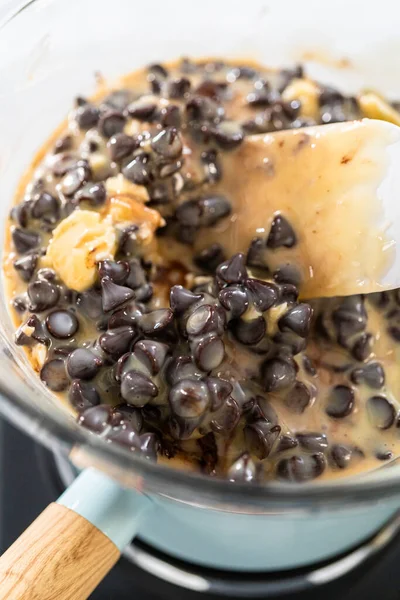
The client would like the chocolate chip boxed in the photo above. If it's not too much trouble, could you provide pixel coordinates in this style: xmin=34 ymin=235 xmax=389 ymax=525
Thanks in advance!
xmin=273 ymin=265 xmax=301 ymax=286
xmin=277 ymin=434 xmax=299 ymax=452
xmin=31 ymin=192 xmax=59 ymax=222
xmin=67 ymin=348 xmax=103 ymax=380
xmin=303 ymin=355 xmax=317 ymax=377
xmin=134 ymin=339 xmax=170 ymax=375
xmin=267 ymin=215 xmax=297 ymax=248
xmin=101 ymin=277 xmax=135 ymax=312
xmin=60 ymin=165 xmax=90 ymax=196
xmin=108 ymin=133 xmax=138 ymax=162
xmin=351 ymin=362 xmax=385 ymax=389
xmin=194 ymin=243 xmax=225 ymax=273
xmin=98 ymin=110 xmax=126 ymax=138
xmin=246 ymin=237 xmax=269 ymax=271
xmin=170 ymin=286 xmax=202 ymax=315
xmin=169 ymin=379 xmax=210 ymax=418
xmin=245 ymin=279 xmax=278 ymax=312
xmin=54 ymin=135 xmax=72 ymax=154
xmin=367 ymin=396 xmax=396 ymax=429
xmin=218 ymin=286 xmax=249 ymax=319
xmin=228 ymin=453 xmax=257 ymax=483
xmin=210 ymin=397 xmax=241 ymax=433
xmin=121 ymin=369 xmax=158 ymax=407
xmin=78 ymin=405 xmax=112 ymax=433
xmin=159 ymin=104 xmax=182 ymax=128
xmin=212 ymin=121 xmax=244 ymax=150
xmin=217 ymin=253 xmax=247 ymax=284
xmin=326 ymin=385 xmax=355 ymax=418
xmin=40 ymin=358 xmax=69 ymax=392
xmin=388 ymin=326 xmax=400 ymax=342
xmin=75 ymin=182 xmax=107 ymax=207
xmin=69 ymin=379 xmax=100 ymax=412
xmin=244 ymin=421 xmax=280 ymax=459
xmin=186 ymin=96 xmax=225 ymax=123
xmin=102 ymin=89 xmax=133 ymax=111
xmin=166 ymin=355 xmax=203 ymax=386
xmin=99 ymin=326 xmax=137 ymax=357
xmin=13 ymin=253 xmax=38 ymax=282
xmin=193 ymin=334 xmax=225 ymax=371
xmin=127 ymin=98 xmax=157 ymax=121
xmin=46 ymin=310 xmax=79 ymax=339
xmin=151 ymin=127 xmax=183 ymax=159
xmin=231 ymin=316 xmax=266 ymax=345
xmin=186 ymin=305 xmax=225 ymax=337
xmin=75 ymin=104 xmax=100 ymax=129
xmin=10 ymin=202 xmax=32 ymax=228
xmin=12 ymin=228 xmax=40 ymax=254
xmin=111 ymin=403 xmax=143 ymax=431
xmin=297 ymin=432 xmax=328 ymax=452
xmin=122 ymin=153 xmax=152 ymax=185
xmin=333 ymin=296 xmax=367 ymax=339
xmin=330 ymin=444 xmax=353 ymax=469
xmin=28 ymin=280 xmax=60 ymax=312
xmin=99 ymin=260 xmax=130 ymax=285
xmin=285 ymin=382 xmax=311 ymax=413
xmin=198 ymin=196 xmax=231 ymax=226
xmin=168 ymin=77 xmax=191 ymax=99
xmin=201 ymin=149 xmax=222 ymax=184
xmin=351 ymin=333 xmax=373 ymax=362
xmin=277 ymin=453 xmax=326 ymax=482
xmin=139 ymin=308 xmax=174 ymax=336
xmin=261 ymin=357 xmax=296 ymax=392
xmin=205 ymin=377 xmax=233 ymax=411
xmin=376 ymin=450 xmax=392 ymax=461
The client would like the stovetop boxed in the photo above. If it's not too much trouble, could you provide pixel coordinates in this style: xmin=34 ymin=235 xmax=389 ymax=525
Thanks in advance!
xmin=1 ymin=417 xmax=399 ymax=600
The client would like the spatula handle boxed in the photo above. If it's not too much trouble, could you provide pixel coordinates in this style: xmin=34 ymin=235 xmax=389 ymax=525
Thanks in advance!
xmin=0 ymin=502 xmax=120 ymax=600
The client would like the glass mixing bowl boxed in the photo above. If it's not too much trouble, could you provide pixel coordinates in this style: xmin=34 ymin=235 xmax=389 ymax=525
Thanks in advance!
xmin=2 ymin=0 xmax=400 ymax=575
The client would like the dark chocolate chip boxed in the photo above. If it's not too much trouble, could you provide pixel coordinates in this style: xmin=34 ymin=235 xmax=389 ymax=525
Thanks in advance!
xmin=108 ymin=133 xmax=138 ymax=162
xmin=40 ymin=358 xmax=69 ymax=392
xmin=201 ymin=149 xmax=222 ymax=184
xmin=285 ymin=382 xmax=311 ymax=413
xmin=168 ymin=77 xmax=191 ymax=99
xmin=261 ymin=357 xmax=296 ymax=392
xmin=277 ymin=434 xmax=299 ymax=452
xmin=99 ymin=260 xmax=130 ymax=285
xmin=169 ymin=379 xmax=210 ymax=418
xmin=217 ymin=253 xmax=247 ymax=284
xmin=326 ymin=385 xmax=355 ymax=418
xmin=27 ymin=280 xmax=60 ymax=312
xmin=205 ymin=377 xmax=233 ymax=411
xmin=367 ymin=396 xmax=396 ymax=430
xmin=228 ymin=453 xmax=257 ymax=483
xmin=134 ymin=339 xmax=170 ymax=375
xmin=193 ymin=334 xmax=225 ymax=371
xmin=111 ymin=403 xmax=143 ymax=431
xmin=351 ymin=333 xmax=373 ymax=362
xmin=170 ymin=286 xmax=202 ymax=315
xmin=244 ymin=421 xmax=280 ymax=459
xmin=277 ymin=453 xmax=326 ymax=482
xmin=273 ymin=265 xmax=301 ymax=286
xmin=13 ymin=253 xmax=38 ymax=282
xmin=69 ymin=379 xmax=100 ymax=412
xmin=139 ymin=308 xmax=174 ymax=336
xmin=46 ymin=310 xmax=79 ymax=339
xmin=98 ymin=110 xmax=126 ymax=138
xmin=121 ymin=369 xmax=158 ymax=407
xmin=166 ymin=355 xmax=203 ymax=386
xmin=78 ymin=405 xmax=112 ymax=433
xmin=245 ymin=279 xmax=278 ymax=312
xmin=31 ymin=192 xmax=59 ymax=222
xmin=278 ymin=303 xmax=312 ymax=338
xmin=351 ymin=362 xmax=385 ymax=389
xmin=101 ymin=277 xmax=135 ymax=312
xmin=303 ymin=355 xmax=317 ymax=377
xmin=186 ymin=305 xmax=225 ymax=337
xmin=67 ymin=348 xmax=103 ymax=380
xmin=212 ymin=121 xmax=244 ymax=150
xmin=218 ymin=286 xmax=249 ymax=319
xmin=267 ymin=215 xmax=297 ymax=248
xmin=231 ymin=316 xmax=266 ymax=345
xmin=210 ymin=396 xmax=241 ymax=433
xmin=297 ymin=432 xmax=328 ymax=452
xmin=99 ymin=326 xmax=137 ymax=357
xmin=330 ymin=444 xmax=353 ymax=469
xmin=75 ymin=104 xmax=100 ymax=129
xmin=122 ymin=153 xmax=152 ymax=185
xmin=151 ymin=127 xmax=183 ymax=159
xmin=127 ymin=98 xmax=157 ymax=121
xmin=12 ymin=228 xmax=40 ymax=254
xmin=102 ymin=89 xmax=133 ymax=111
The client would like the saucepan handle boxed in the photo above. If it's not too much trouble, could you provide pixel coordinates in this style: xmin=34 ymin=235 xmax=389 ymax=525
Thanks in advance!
xmin=0 ymin=468 xmax=151 ymax=600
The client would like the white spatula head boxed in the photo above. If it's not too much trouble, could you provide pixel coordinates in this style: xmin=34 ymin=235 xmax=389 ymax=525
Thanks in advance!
xmin=187 ymin=118 xmax=400 ymax=298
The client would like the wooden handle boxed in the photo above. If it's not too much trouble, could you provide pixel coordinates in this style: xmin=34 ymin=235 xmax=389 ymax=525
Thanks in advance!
xmin=0 ymin=502 xmax=120 ymax=600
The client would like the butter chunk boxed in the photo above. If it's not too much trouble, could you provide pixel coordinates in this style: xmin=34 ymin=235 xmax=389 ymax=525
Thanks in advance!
xmin=46 ymin=210 xmax=117 ymax=292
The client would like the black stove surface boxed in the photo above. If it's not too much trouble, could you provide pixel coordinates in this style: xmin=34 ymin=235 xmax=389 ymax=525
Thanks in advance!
xmin=1 ymin=417 xmax=399 ymax=600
